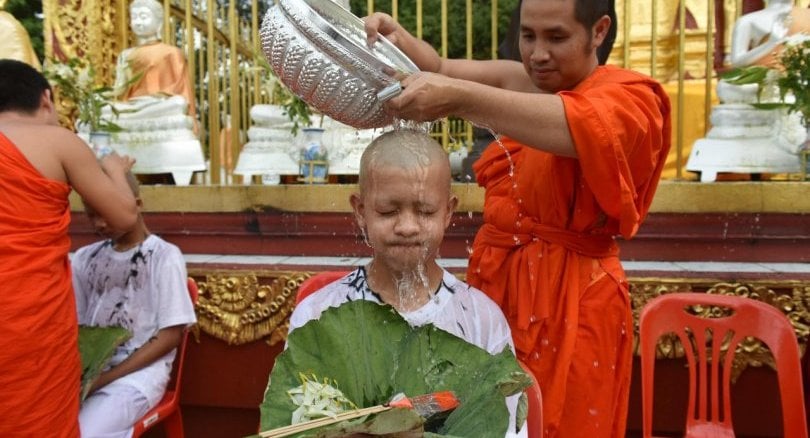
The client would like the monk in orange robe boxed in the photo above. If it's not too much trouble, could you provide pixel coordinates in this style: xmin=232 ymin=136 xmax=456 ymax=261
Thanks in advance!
xmin=366 ymin=0 xmax=670 ymax=435
xmin=0 ymin=59 xmax=138 ymax=437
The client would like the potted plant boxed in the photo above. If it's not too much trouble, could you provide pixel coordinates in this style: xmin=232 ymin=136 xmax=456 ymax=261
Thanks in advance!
xmin=723 ymin=34 xmax=810 ymax=128
xmin=44 ymin=58 xmax=123 ymax=154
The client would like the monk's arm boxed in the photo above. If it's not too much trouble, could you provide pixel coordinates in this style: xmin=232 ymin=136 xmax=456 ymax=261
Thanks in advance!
xmin=59 ymin=134 xmax=138 ymax=231
xmin=391 ymin=75 xmax=576 ymax=157
xmin=364 ymin=12 xmax=533 ymax=91
xmin=89 ymin=325 xmax=184 ymax=394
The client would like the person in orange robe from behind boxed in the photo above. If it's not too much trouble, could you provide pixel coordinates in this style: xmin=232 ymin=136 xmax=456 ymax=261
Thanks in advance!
xmin=0 ymin=59 xmax=138 ymax=437
xmin=365 ymin=0 xmax=670 ymax=435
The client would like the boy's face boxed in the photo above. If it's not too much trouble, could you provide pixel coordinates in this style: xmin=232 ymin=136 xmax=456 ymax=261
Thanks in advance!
xmin=351 ymin=162 xmax=457 ymax=274
xmin=83 ymin=201 xmax=139 ymax=243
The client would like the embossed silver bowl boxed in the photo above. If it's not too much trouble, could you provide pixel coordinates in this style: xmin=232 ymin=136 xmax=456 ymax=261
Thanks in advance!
xmin=259 ymin=0 xmax=419 ymax=129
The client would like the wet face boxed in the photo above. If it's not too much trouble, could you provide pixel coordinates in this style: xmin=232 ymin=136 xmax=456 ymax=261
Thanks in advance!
xmin=352 ymin=163 xmax=457 ymax=274
xmin=518 ymin=0 xmax=605 ymax=92
xmin=130 ymin=6 xmax=160 ymax=38
xmin=84 ymin=203 xmax=128 ymax=242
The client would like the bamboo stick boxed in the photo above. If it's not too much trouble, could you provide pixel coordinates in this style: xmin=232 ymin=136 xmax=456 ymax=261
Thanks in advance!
xmin=258 ymin=405 xmax=392 ymax=438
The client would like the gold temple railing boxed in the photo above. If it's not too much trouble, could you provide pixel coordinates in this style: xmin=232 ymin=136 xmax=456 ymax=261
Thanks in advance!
xmin=43 ymin=0 xmax=810 ymax=184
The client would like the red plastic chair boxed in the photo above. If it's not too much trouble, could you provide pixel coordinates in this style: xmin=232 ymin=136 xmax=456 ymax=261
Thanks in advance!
xmin=296 ymin=271 xmax=349 ymax=304
xmin=518 ymin=359 xmax=544 ymax=438
xmin=639 ymin=292 xmax=808 ymax=438
xmin=132 ymin=277 xmax=199 ymax=438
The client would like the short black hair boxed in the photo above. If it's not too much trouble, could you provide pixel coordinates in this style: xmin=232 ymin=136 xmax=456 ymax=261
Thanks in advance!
xmin=574 ymin=0 xmax=613 ymax=30
xmin=0 ymin=59 xmax=52 ymax=114
xmin=574 ymin=0 xmax=617 ymax=64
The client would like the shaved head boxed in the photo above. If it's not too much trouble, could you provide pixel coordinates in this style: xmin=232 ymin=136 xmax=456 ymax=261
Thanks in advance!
xmin=358 ymin=129 xmax=451 ymax=195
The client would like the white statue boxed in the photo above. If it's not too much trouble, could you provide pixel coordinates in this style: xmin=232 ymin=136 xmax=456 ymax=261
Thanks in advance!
xmin=101 ymin=0 xmax=205 ymax=185
xmin=233 ymin=104 xmax=299 ymax=184
xmin=687 ymin=0 xmax=808 ymax=182
xmin=716 ymin=0 xmax=802 ymax=103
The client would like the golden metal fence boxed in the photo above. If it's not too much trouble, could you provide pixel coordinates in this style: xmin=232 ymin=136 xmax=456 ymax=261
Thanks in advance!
xmin=43 ymin=0 xmax=809 ymax=184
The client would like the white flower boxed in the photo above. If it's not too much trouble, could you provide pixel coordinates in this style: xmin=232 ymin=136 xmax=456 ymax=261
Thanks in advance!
xmin=77 ymin=68 xmax=93 ymax=90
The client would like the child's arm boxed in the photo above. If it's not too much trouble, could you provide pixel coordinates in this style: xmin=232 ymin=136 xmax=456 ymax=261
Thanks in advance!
xmin=88 ymin=325 xmax=185 ymax=394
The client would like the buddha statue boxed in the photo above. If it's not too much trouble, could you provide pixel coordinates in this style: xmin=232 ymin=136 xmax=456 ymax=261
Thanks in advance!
xmin=687 ymin=0 xmax=808 ymax=182
xmin=100 ymin=0 xmax=205 ymax=185
xmin=0 ymin=1 xmax=41 ymax=69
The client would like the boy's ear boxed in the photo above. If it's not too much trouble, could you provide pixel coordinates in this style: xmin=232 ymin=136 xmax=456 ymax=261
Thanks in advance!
xmin=40 ymin=90 xmax=56 ymax=113
xmin=349 ymin=192 xmax=366 ymax=229
xmin=444 ymin=194 xmax=458 ymax=227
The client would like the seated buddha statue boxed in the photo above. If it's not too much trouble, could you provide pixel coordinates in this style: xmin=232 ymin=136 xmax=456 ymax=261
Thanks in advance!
xmin=687 ymin=0 xmax=808 ymax=182
xmin=99 ymin=0 xmax=205 ymax=185
xmin=0 ymin=3 xmax=41 ymax=70
xmin=109 ymin=0 xmax=196 ymax=121
xmin=717 ymin=0 xmax=809 ymax=104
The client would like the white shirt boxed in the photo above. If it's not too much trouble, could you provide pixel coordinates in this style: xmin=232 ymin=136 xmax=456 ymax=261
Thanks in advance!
xmin=289 ymin=267 xmax=527 ymax=437
xmin=72 ymin=234 xmax=197 ymax=407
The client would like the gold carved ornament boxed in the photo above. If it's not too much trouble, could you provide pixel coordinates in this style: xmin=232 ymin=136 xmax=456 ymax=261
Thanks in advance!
xmin=630 ymin=280 xmax=810 ymax=381
xmin=192 ymin=272 xmax=312 ymax=346
xmin=43 ymin=0 xmax=122 ymax=127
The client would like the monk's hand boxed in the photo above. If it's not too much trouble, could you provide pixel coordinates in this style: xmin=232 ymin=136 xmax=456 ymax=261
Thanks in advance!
xmin=99 ymin=152 xmax=136 ymax=175
xmin=364 ymin=12 xmax=402 ymax=47
xmin=383 ymin=72 xmax=459 ymax=122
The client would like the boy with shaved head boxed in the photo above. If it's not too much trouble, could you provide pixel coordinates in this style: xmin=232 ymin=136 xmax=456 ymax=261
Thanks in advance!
xmin=366 ymin=0 xmax=671 ymax=435
xmin=72 ymin=171 xmax=196 ymax=437
xmin=288 ymin=129 xmax=526 ymax=437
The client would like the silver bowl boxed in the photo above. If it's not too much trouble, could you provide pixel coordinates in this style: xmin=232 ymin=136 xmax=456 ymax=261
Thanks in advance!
xmin=260 ymin=0 xmax=419 ymax=129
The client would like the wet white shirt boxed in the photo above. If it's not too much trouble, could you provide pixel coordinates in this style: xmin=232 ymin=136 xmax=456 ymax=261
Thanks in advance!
xmin=72 ymin=234 xmax=197 ymax=407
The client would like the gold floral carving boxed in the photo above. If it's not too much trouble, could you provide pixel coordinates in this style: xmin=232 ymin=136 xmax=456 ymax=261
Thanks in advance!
xmin=193 ymin=272 xmax=311 ymax=346
xmin=629 ymin=279 xmax=810 ymax=381
xmin=43 ymin=0 xmax=122 ymax=85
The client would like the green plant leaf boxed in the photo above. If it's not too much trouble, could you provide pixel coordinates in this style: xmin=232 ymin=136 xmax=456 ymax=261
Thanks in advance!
xmin=78 ymin=325 xmax=131 ymax=401
xmin=721 ymin=66 xmax=769 ymax=85
xmin=259 ymin=300 xmax=531 ymax=437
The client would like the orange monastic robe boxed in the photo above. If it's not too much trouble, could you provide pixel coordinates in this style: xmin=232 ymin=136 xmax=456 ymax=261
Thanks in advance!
xmin=0 ymin=134 xmax=81 ymax=437
xmin=468 ymin=65 xmax=671 ymax=437
xmin=123 ymin=42 xmax=197 ymax=120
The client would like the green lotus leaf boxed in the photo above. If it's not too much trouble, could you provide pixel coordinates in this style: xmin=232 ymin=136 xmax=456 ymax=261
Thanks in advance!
xmin=259 ymin=300 xmax=531 ymax=437
xmin=78 ymin=325 xmax=132 ymax=401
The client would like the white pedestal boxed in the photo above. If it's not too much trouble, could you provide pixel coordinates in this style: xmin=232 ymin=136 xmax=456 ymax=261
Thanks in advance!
xmin=114 ymin=138 xmax=207 ymax=186
xmin=686 ymin=137 xmax=802 ymax=182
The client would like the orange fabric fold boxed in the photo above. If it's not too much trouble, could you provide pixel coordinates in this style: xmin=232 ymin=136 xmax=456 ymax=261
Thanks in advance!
xmin=0 ymin=133 xmax=80 ymax=437
xmin=467 ymin=66 xmax=671 ymax=437
xmin=124 ymin=42 xmax=197 ymax=121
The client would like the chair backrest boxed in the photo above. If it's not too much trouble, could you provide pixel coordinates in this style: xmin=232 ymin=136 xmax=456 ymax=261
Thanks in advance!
xmin=518 ymin=360 xmax=543 ymax=438
xmin=639 ymin=292 xmax=808 ymax=438
xmin=296 ymin=271 xmax=349 ymax=305
xmin=165 ymin=277 xmax=199 ymax=393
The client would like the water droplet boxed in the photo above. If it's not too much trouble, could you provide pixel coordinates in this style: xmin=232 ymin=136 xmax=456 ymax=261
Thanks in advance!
xmin=589 ymin=408 xmax=598 ymax=416
xmin=593 ymin=360 xmax=599 ymax=368
xmin=541 ymin=338 xmax=549 ymax=346
xmin=467 ymin=211 xmax=473 ymax=219
xmin=531 ymin=351 xmax=540 ymax=361
xmin=529 ymin=315 xmax=538 ymax=323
